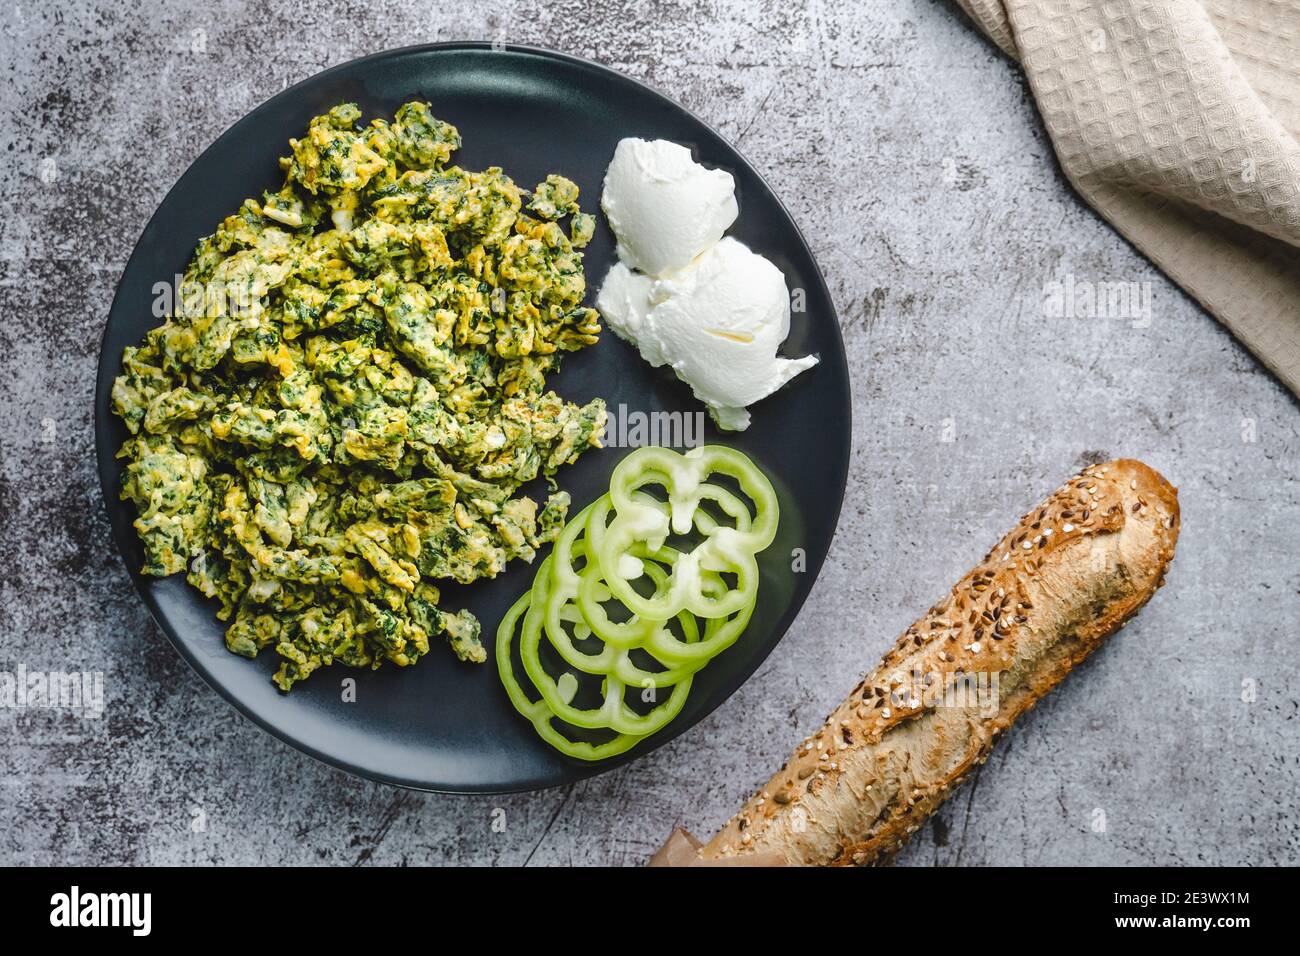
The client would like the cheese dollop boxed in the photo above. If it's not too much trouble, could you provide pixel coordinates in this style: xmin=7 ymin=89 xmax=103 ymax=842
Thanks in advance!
xmin=601 ymin=138 xmax=738 ymax=276
xmin=596 ymin=138 xmax=817 ymax=431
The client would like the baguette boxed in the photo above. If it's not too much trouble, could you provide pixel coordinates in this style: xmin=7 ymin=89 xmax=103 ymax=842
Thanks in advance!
xmin=697 ymin=458 xmax=1180 ymax=866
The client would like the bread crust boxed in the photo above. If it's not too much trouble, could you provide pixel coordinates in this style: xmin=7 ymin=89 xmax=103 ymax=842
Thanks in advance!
xmin=699 ymin=459 xmax=1180 ymax=866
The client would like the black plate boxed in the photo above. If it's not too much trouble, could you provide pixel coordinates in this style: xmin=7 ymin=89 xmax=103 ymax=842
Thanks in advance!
xmin=94 ymin=43 xmax=851 ymax=793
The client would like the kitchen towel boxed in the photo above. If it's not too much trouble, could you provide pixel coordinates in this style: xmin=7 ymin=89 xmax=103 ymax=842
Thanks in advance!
xmin=955 ymin=0 xmax=1300 ymax=398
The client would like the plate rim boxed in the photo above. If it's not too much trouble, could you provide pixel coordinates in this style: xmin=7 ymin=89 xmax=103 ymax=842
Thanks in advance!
xmin=93 ymin=40 xmax=853 ymax=794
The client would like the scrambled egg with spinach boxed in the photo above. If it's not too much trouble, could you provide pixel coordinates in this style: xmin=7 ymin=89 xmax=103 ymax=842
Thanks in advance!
xmin=112 ymin=102 xmax=605 ymax=690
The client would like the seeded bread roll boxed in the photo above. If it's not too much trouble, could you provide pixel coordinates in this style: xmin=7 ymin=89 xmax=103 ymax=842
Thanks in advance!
xmin=697 ymin=458 xmax=1179 ymax=866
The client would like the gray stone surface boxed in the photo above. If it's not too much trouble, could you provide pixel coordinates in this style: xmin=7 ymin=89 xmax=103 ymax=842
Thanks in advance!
xmin=1 ymin=0 xmax=1297 ymax=867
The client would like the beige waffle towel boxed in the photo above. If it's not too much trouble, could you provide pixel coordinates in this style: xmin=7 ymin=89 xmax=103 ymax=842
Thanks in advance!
xmin=955 ymin=0 xmax=1300 ymax=397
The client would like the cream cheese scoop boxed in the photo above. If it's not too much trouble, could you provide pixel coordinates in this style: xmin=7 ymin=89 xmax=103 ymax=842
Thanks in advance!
xmin=596 ymin=138 xmax=817 ymax=431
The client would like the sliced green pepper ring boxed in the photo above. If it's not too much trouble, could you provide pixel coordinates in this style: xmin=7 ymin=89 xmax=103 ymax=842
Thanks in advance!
xmin=540 ymin=547 xmax=707 ymax=686
xmin=495 ymin=591 xmax=646 ymax=761
xmin=519 ymin=583 xmax=695 ymax=736
xmin=542 ymin=542 xmax=654 ymax=655
xmin=573 ymin=540 xmax=678 ymax=644
xmin=596 ymin=445 xmax=774 ymax=619
xmin=494 ymin=445 xmax=779 ymax=760
xmin=596 ymin=514 xmax=761 ymax=621
xmin=571 ymin=541 xmax=744 ymax=671
xmin=607 ymin=445 xmax=778 ymax=553
xmin=643 ymin=576 xmax=757 ymax=666
xmin=582 ymin=490 xmax=663 ymax=559
xmin=548 ymin=498 xmax=601 ymax=593
xmin=529 ymin=554 xmax=617 ymax=674
xmin=608 ymin=636 xmax=705 ymax=687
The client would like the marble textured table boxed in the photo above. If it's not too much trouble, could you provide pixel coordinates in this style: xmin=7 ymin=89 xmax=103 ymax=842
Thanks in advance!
xmin=1 ymin=0 xmax=1296 ymax=865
